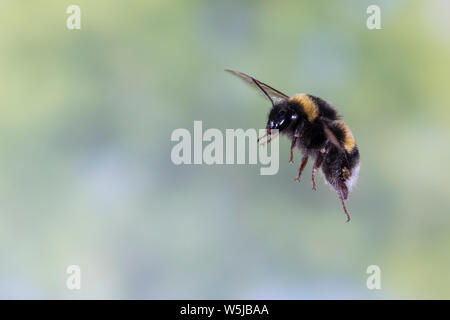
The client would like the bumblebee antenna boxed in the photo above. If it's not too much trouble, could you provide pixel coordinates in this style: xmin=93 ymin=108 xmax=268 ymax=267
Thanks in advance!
xmin=251 ymin=77 xmax=275 ymax=107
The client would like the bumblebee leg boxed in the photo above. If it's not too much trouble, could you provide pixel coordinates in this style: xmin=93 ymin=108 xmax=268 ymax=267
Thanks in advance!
xmin=257 ymin=132 xmax=268 ymax=143
xmin=339 ymin=196 xmax=351 ymax=222
xmin=261 ymin=132 xmax=279 ymax=145
xmin=338 ymin=179 xmax=349 ymax=200
xmin=295 ymin=156 xmax=308 ymax=182
xmin=336 ymin=180 xmax=350 ymax=222
xmin=311 ymin=154 xmax=324 ymax=191
xmin=289 ymin=137 xmax=297 ymax=163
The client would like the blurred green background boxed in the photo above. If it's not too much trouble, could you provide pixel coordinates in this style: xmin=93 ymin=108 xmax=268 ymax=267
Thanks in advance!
xmin=1 ymin=0 xmax=450 ymax=299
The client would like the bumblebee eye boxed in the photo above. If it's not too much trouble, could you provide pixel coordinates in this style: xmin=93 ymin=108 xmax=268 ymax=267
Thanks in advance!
xmin=278 ymin=110 xmax=286 ymax=117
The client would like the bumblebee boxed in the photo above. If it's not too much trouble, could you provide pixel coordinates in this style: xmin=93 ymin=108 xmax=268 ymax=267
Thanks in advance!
xmin=226 ymin=70 xmax=360 ymax=222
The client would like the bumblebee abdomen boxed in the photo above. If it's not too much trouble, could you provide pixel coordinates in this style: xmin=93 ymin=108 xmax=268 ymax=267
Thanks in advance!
xmin=344 ymin=146 xmax=360 ymax=191
xmin=329 ymin=120 xmax=357 ymax=153
xmin=321 ymin=145 xmax=360 ymax=198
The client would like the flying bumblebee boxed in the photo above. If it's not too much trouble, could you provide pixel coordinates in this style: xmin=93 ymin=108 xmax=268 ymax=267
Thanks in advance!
xmin=226 ymin=69 xmax=360 ymax=222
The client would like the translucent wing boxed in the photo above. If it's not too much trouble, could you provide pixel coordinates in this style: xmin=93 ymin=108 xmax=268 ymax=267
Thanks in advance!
xmin=321 ymin=118 xmax=344 ymax=152
xmin=323 ymin=124 xmax=343 ymax=151
xmin=225 ymin=69 xmax=289 ymax=106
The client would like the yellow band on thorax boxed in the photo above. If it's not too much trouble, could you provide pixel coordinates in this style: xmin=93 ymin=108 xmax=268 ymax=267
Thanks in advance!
xmin=289 ymin=94 xmax=318 ymax=122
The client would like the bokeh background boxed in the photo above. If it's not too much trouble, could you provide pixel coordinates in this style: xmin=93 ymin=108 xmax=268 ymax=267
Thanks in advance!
xmin=1 ymin=0 xmax=450 ymax=299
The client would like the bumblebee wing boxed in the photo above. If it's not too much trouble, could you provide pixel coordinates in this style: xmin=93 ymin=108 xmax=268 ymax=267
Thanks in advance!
xmin=225 ymin=69 xmax=289 ymax=106
xmin=321 ymin=119 xmax=344 ymax=152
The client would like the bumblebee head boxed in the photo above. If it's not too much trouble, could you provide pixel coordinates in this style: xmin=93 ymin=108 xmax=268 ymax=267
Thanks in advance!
xmin=267 ymin=103 xmax=298 ymax=132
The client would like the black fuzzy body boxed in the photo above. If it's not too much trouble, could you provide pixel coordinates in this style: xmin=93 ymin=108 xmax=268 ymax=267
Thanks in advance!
xmin=268 ymin=94 xmax=360 ymax=201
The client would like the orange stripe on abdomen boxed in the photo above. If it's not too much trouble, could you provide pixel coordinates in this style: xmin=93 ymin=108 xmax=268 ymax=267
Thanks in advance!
xmin=334 ymin=120 xmax=356 ymax=152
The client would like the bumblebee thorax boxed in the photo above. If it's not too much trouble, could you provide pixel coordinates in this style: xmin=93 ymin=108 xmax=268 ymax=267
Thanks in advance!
xmin=289 ymin=94 xmax=319 ymax=123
